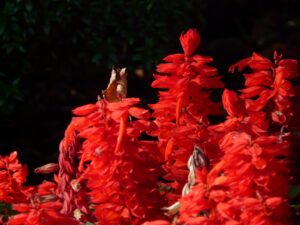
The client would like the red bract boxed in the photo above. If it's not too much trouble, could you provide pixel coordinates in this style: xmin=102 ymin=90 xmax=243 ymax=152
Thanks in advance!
xmin=0 ymin=152 xmax=27 ymax=204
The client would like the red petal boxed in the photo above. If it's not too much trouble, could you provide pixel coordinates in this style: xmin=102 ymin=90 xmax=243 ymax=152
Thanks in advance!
xmin=255 ymin=136 xmax=279 ymax=145
xmin=9 ymin=151 xmax=18 ymax=163
xmin=243 ymin=71 xmax=272 ymax=87
xmin=156 ymin=63 xmax=178 ymax=74
xmin=12 ymin=204 xmax=31 ymax=212
xmin=142 ymin=220 xmax=171 ymax=225
xmin=129 ymin=107 xmax=151 ymax=119
xmin=265 ymin=197 xmax=283 ymax=207
xmin=72 ymin=104 xmax=98 ymax=116
xmin=222 ymin=89 xmax=245 ymax=117
xmin=164 ymin=138 xmax=174 ymax=161
xmin=278 ymin=59 xmax=298 ymax=78
xmin=192 ymin=55 xmax=213 ymax=63
xmin=252 ymin=158 xmax=267 ymax=170
xmin=163 ymin=54 xmax=184 ymax=62
xmin=240 ymin=86 xmax=265 ymax=98
xmin=152 ymin=74 xmax=179 ymax=88
xmin=229 ymin=57 xmax=251 ymax=73
xmin=249 ymin=52 xmax=273 ymax=70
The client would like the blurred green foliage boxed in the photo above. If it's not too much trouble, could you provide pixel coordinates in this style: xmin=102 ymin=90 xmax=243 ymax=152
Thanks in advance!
xmin=0 ymin=201 xmax=17 ymax=221
xmin=289 ymin=185 xmax=300 ymax=198
xmin=0 ymin=0 xmax=203 ymax=113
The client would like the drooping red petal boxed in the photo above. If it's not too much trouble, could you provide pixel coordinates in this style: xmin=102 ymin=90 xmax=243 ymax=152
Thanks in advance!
xmin=72 ymin=104 xmax=98 ymax=116
xmin=163 ymin=53 xmax=184 ymax=62
xmin=222 ymin=89 xmax=245 ymax=117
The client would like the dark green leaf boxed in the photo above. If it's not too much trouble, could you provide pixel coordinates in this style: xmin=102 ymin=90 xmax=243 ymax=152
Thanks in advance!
xmin=289 ymin=185 xmax=300 ymax=198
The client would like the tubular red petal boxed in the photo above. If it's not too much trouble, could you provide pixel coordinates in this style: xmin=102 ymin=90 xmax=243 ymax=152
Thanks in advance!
xmin=163 ymin=53 xmax=184 ymax=62
xmin=222 ymin=89 xmax=245 ymax=117
xmin=180 ymin=29 xmax=201 ymax=56
xmin=72 ymin=104 xmax=98 ymax=116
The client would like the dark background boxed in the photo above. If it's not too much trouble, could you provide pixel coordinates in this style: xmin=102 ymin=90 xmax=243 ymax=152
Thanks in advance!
xmin=1 ymin=0 xmax=300 ymax=186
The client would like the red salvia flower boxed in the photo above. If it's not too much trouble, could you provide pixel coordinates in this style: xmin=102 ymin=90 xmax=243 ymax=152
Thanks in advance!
xmin=8 ymin=186 xmax=79 ymax=225
xmin=150 ymin=29 xmax=224 ymax=207
xmin=0 ymin=152 xmax=27 ymax=204
xmin=68 ymin=97 xmax=166 ymax=224
xmin=172 ymin=51 xmax=298 ymax=225
xmin=0 ymin=153 xmax=79 ymax=225
xmin=1 ymin=29 xmax=299 ymax=225
xmin=56 ymin=122 xmax=91 ymax=223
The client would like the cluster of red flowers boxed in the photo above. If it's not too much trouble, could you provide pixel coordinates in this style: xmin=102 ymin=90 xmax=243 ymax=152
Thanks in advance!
xmin=1 ymin=29 xmax=299 ymax=225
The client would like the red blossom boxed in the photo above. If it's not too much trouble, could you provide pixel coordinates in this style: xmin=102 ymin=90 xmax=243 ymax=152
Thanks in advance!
xmin=1 ymin=29 xmax=298 ymax=225
xmin=0 ymin=152 xmax=27 ymax=204
xmin=67 ymin=98 xmax=167 ymax=224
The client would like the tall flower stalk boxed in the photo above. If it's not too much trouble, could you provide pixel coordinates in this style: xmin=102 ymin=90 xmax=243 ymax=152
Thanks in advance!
xmin=150 ymin=29 xmax=223 ymax=206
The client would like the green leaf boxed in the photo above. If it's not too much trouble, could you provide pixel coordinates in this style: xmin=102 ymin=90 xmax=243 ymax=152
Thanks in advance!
xmin=289 ymin=185 xmax=300 ymax=198
xmin=290 ymin=204 xmax=300 ymax=210
xmin=0 ymin=201 xmax=18 ymax=219
xmin=25 ymin=4 xmax=33 ymax=12
xmin=85 ymin=222 xmax=95 ymax=225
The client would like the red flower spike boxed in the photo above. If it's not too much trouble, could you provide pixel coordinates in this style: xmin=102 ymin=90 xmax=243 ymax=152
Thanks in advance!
xmin=65 ymin=96 xmax=166 ymax=224
xmin=180 ymin=29 xmax=201 ymax=56
xmin=150 ymin=29 xmax=224 ymax=204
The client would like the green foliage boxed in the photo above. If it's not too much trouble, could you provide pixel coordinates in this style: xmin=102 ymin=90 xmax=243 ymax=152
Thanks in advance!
xmin=0 ymin=0 xmax=204 ymax=113
xmin=289 ymin=185 xmax=300 ymax=198
xmin=0 ymin=201 xmax=17 ymax=220
xmin=85 ymin=222 xmax=95 ymax=225
xmin=0 ymin=78 xmax=22 ymax=114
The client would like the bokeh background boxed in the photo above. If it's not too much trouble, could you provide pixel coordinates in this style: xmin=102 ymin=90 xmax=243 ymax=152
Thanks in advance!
xmin=1 ymin=0 xmax=300 ymax=186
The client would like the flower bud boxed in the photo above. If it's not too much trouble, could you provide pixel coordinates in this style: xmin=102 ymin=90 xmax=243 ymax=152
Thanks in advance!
xmin=34 ymin=163 xmax=59 ymax=174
